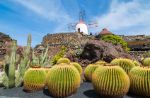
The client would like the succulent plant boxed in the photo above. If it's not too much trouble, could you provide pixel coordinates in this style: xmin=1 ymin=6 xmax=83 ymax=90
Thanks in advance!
xmin=142 ymin=57 xmax=150 ymax=66
xmin=92 ymin=65 xmax=130 ymax=97
xmin=111 ymin=58 xmax=136 ymax=74
xmin=133 ymin=60 xmax=141 ymax=66
xmin=129 ymin=66 xmax=150 ymax=96
xmin=47 ymin=63 xmax=81 ymax=98
xmin=70 ymin=62 xmax=82 ymax=75
xmin=95 ymin=60 xmax=107 ymax=65
xmin=56 ymin=58 xmax=70 ymax=64
xmin=23 ymin=68 xmax=47 ymax=92
xmin=84 ymin=64 xmax=99 ymax=81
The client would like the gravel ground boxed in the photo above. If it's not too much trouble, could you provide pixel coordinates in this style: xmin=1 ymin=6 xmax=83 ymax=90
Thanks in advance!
xmin=0 ymin=82 xmax=148 ymax=98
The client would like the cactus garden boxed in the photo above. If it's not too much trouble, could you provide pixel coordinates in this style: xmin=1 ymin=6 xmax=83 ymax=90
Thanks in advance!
xmin=0 ymin=0 xmax=150 ymax=98
xmin=0 ymin=35 xmax=150 ymax=98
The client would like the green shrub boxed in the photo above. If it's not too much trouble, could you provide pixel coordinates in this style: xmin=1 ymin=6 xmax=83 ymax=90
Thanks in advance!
xmin=50 ymin=46 xmax=67 ymax=65
xmin=101 ymin=35 xmax=130 ymax=51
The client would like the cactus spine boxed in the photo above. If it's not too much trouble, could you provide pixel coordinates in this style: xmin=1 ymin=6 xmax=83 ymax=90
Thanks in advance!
xmin=111 ymin=58 xmax=136 ymax=74
xmin=84 ymin=64 xmax=99 ymax=81
xmin=47 ymin=63 xmax=81 ymax=98
xmin=129 ymin=66 xmax=150 ymax=96
xmin=2 ymin=40 xmax=17 ymax=88
xmin=92 ymin=65 xmax=130 ymax=97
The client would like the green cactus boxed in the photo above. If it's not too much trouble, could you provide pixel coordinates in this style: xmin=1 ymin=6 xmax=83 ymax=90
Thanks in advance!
xmin=56 ymin=58 xmax=70 ymax=64
xmin=15 ymin=34 xmax=31 ymax=87
xmin=111 ymin=58 xmax=136 ymax=74
xmin=23 ymin=68 xmax=47 ymax=92
xmin=84 ymin=64 xmax=99 ymax=81
xmin=70 ymin=62 xmax=82 ymax=75
xmin=142 ymin=57 xmax=150 ymax=66
xmin=2 ymin=40 xmax=17 ymax=88
xmin=129 ymin=66 xmax=150 ymax=96
xmin=133 ymin=60 xmax=141 ymax=66
xmin=47 ymin=63 xmax=81 ymax=98
xmin=92 ymin=65 xmax=130 ymax=97
xmin=95 ymin=60 xmax=107 ymax=65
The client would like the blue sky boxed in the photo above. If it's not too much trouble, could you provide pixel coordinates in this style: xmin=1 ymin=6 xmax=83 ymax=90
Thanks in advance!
xmin=0 ymin=0 xmax=150 ymax=47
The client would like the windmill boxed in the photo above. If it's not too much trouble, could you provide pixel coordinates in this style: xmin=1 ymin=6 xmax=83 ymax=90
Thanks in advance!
xmin=68 ymin=9 xmax=98 ymax=35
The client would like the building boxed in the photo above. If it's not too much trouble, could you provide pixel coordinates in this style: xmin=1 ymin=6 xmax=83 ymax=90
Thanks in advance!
xmin=75 ymin=20 xmax=88 ymax=35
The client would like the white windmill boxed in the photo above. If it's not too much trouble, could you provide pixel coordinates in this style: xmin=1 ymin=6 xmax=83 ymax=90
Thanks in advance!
xmin=68 ymin=10 xmax=98 ymax=35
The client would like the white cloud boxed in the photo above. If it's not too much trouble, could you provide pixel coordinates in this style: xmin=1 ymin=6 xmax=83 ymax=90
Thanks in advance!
xmin=95 ymin=0 xmax=150 ymax=35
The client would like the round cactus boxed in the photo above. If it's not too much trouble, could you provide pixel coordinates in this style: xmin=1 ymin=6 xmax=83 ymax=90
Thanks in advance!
xmin=142 ymin=57 xmax=150 ymax=66
xmin=84 ymin=64 xmax=99 ymax=81
xmin=133 ymin=60 xmax=141 ymax=66
xmin=70 ymin=62 xmax=82 ymax=75
xmin=111 ymin=58 xmax=136 ymax=74
xmin=92 ymin=65 xmax=130 ymax=97
xmin=57 ymin=58 xmax=70 ymax=64
xmin=129 ymin=66 xmax=150 ymax=96
xmin=95 ymin=60 xmax=107 ymax=65
xmin=23 ymin=68 xmax=47 ymax=92
xmin=47 ymin=63 xmax=81 ymax=98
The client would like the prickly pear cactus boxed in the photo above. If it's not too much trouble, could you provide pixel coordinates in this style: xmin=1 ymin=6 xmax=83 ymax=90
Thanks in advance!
xmin=92 ymin=65 xmax=130 ymax=97
xmin=47 ymin=63 xmax=81 ymax=98
xmin=84 ymin=64 xmax=99 ymax=81
xmin=23 ymin=68 xmax=46 ymax=92
xmin=142 ymin=57 xmax=150 ymax=66
xmin=57 ymin=58 xmax=70 ymax=64
xmin=111 ymin=58 xmax=136 ymax=74
xmin=129 ymin=66 xmax=150 ymax=96
xmin=70 ymin=62 xmax=82 ymax=75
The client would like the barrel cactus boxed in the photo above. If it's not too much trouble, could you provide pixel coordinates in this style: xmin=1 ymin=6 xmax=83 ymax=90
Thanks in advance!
xmin=111 ymin=58 xmax=136 ymax=74
xmin=95 ymin=60 xmax=107 ymax=65
xmin=129 ymin=66 xmax=150 ymax=96
xmin=92 ymin=65 xmax=130 ymax=97
xmin=70 ymin=62 xmax=82 ymax=75
xmin=47 ymin=63 xmax=81 ymax=98
xmin=133 ymin=60 xmax=141 ymax=66
xmin=84 ymin=64 xmax=99 ymax=81
xmin=23 ymin=68 xmax=47 ymax=92
xmin=142 ymin=57 xmax=150 ymax=66
xmin=57 ymin=58 xmax=70 ymax=64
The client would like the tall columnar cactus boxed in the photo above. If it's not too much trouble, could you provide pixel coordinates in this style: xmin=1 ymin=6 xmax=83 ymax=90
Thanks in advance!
xmin=142 ymin=57 xmax=150 ymax=66
xmin=129 ymin=66 xmax=150 ymax=96
xmin=56 ymin=58 xmax=70 ymax=64
xmin=15 ymin=34 xmax=31 ymax=87
xmin=23 ymin=68 xmax=47 ymax=91
xmin=84 ymin=64 xmax=99 ymax=81
xmin=47 ymin=63 xmax=81 ymax=98
xmin=92 ymin=65 xmax=130 ymax=97
xmin=70 ymin=62 xmax=82 ymax=75
xmin=2 ymin=40 xmax=17 ymax=88
xmin=111 ymin=58 xmax=136 ymax=74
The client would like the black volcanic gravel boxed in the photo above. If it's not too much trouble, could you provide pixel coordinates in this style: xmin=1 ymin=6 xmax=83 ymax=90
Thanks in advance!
xmin=0 ymin=82 xmax=148 ymax=98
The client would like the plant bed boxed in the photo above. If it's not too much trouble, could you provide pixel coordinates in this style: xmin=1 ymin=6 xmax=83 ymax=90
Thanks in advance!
xmin=0 ymin=82 xmax=148 ymax=98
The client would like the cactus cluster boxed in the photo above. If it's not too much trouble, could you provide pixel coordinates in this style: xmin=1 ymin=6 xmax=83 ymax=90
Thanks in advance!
xmin=92 ymin=65 xmax=130 ymax=97
xmin=129 ymin=66 xmax=150 ymax=96
xmin=84 ymin=64 xmax=99 ymax=81
xmin=2 ymin=40 xmax=18 ymax=88
xmin=111 ymin=58 xmax=136 ymax=74
xmin=47 ymin=63 xmax=81 ymax=98
xmin=23 ymin=68 xmax=47 ymax=92
xmin=142 ymin=57 xmax=150 ymax=66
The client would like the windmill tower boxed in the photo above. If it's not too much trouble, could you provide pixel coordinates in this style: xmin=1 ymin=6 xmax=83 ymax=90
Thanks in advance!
xmin=68 ymin=10 xmax=98 ymax=35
